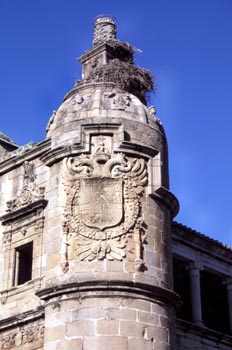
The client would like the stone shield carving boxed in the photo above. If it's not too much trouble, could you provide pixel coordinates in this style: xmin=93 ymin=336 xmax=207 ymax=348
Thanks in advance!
xmin=79 ymin=177 xmax=123 ymax=231
xmin=62 ymin=139 xmax=147 ymax=267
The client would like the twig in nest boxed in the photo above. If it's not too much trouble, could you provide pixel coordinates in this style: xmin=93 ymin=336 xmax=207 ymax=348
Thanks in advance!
xmin=90 ymin=59 xmax=154 ymax=104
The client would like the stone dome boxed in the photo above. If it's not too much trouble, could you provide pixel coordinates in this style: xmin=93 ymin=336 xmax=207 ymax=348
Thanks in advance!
xmin=43 ymin=16 xmax=169 ymax=191
xmin=46 ymin=82 xmax=164 ymax=150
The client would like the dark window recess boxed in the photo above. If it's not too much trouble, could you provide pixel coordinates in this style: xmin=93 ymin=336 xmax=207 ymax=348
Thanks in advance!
xmin=201 ymin=269 xmax=230 ymax=334
xmin=14 ymin=242 xmax=33 ymax=285
xmin=173 ymin=256 xmax=192 ymax=322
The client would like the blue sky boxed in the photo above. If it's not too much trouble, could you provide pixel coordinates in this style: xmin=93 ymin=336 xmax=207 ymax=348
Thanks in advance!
xmin=1 ymin=0 xmax=232 ymax=245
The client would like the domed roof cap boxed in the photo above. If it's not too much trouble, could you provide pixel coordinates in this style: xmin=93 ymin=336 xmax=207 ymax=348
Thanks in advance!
xmin=45 ymin=16 xmax=163 ymax=145
xmin=93 ymin=15 xmax=117 ymax=46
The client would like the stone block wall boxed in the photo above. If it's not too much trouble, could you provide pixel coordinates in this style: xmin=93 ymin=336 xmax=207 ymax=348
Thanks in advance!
xmin=42 ymin=294 xmax=176 ymax=350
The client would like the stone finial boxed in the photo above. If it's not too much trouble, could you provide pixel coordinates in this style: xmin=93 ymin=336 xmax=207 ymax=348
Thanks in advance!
xmin=93 ymin=15 xmax=117 ymax=47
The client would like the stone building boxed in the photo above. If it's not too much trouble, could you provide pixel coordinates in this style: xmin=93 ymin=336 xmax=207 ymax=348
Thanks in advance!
xmin=0 ymin=16 xmax=231 ymax=350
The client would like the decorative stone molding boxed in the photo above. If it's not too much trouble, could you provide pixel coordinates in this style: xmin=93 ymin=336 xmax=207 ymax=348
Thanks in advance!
xmin=117 ymin=141 xmax=158 ymax=158
xmin=67 ymin=93 xmax=92 ymax=113
xmin=0 ymin=308 xmax=44 ymax=331
xmin=0 ymin=277 xmax=43 ymax=305
xmin=37 ymin=280 xmax=181 ymax=310
xmin=5 ymin=161 xmax=45 ymax=212
xmin=1 ymin=199 xmax=47 ymax=226
xmin=0 ymin=176 xmax=47 ymax=302
xmin=0 ymin=332 xmax=16 ymax=349
xmin=2 ymin=232 xmax=12 ymax=249
xmin=0 ymin=142 xmax=35 ymax=163
xmin=106 ymin=92 xmax=131 ymax=110
xmin=21 ymin=322 xmax=44 ymax=346
xmin=0 ymin=139 xmax=51 ymax=176
xmin=41 ymin=122 xmax=159 ymax=166
xmin=41 ymin=123 xmax=124 ymax=166
xmin=0 ymin=319 xmax=44 ymax=349
xmin=149 ymin=186 xmax=179 ymax=218
xmin=62 ymin=134 xmax=148 ymax=270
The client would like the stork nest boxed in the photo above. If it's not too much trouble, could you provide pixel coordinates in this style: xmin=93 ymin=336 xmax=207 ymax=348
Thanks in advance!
xmin=107 ymin=40 xmax=134 ymax=63
xmin=89 ymin=58 xmax=154 ymax=104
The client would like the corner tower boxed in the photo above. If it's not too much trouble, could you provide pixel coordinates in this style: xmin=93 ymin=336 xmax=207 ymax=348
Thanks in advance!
xmin=40 ymin=16 xmax=180 ymax=350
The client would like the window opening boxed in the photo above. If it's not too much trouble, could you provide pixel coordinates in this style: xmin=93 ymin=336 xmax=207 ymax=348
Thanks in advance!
xmin=201 ymin=269 xmax=230 ymax=334
xmin=14 ymin=242 xmax=33 ymax=286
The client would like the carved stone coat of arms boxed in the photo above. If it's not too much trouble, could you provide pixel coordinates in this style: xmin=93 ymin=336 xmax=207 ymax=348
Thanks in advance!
xmin=62 ymin=136 xmax=147 ymax=269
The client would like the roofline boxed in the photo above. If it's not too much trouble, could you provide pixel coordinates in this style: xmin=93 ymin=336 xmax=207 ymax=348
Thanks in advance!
xmin=172 ymin=221 xmax=232 ymax=261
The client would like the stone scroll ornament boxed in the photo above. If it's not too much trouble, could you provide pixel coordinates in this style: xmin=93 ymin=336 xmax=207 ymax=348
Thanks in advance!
xmin=62 ymin=138 xmax=147 ymax=271
xmin=6 ymin=161 xmax=45 ymax=211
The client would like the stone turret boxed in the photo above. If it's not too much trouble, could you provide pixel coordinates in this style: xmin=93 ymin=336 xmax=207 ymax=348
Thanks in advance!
xmin=0 ymin=15 xmax=179 ymax=350
xmin=2 ymin=16 xmax=232 ymax=350
xmin=41 ymin=16 xmax=179 ymax=350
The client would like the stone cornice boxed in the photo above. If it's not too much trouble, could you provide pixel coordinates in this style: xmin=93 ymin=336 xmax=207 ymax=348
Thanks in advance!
xmin=150 ymin=186 xmax=179 ymax=218
xmin=176 ymin=318 xmax=232 ymax=346
xmin=0 ymin=199 xmax=48 ymax=225
xmin=0 ymin=137 xmax=18 ymax=150
xmin=40 ymin=145 xmax=79 ymax=166
xmin=78 ymin=43 xmax=122 ymax=64
xmin=0 ymin=139 xmax=51 ymax=176
xmin=36 ymin=280 xmax=181 ymax=310
xmin=0 ymin=307 xmax=44 ymax=332
xmin=41 ymin=143 xmax=159 ymax=167
xmin=117 ymin=141 xmax=158 ymax=158
xmin=41 ymin=120 xmax=160 ymax=167
xmin=172 ymin=221 xmax=232 ymax=262
xmin=63 ymin=81 xmax=118 ymax=101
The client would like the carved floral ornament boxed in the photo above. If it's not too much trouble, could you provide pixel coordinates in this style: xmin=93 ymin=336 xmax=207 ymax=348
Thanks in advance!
xmin=62 ymin=135 xmax=148 ymax=271
xmin=66 ymin=92 xmax=131 ymax=114
xmin=0 ymin=322 xmax=44 ymax=349
xmin=6 ymin=161 xmax=45 ymax=212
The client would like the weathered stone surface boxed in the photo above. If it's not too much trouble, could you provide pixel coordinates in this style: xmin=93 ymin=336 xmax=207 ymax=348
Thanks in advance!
xmin=4 ymin=14 xmax=232 ymax=350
